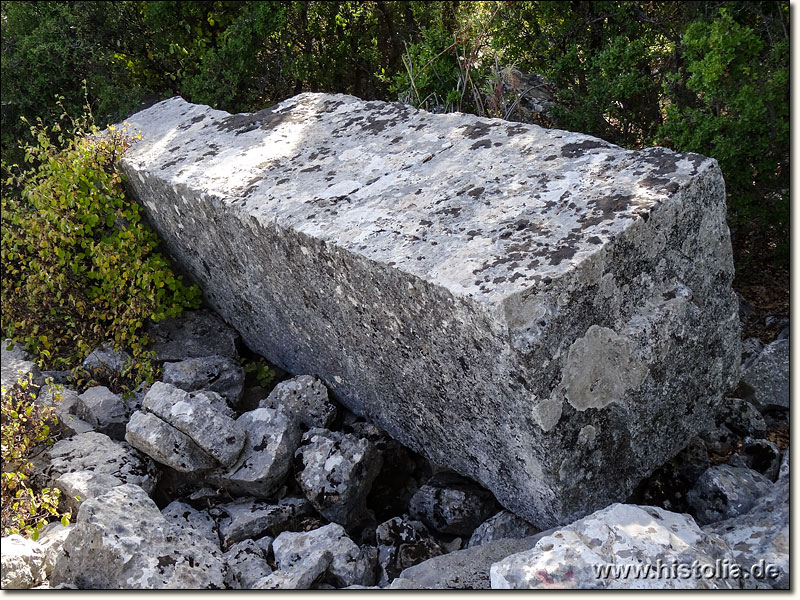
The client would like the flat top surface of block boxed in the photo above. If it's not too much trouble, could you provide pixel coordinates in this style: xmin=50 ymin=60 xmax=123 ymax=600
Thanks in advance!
xmin=122 ymin=94 xmax=713 ymax=304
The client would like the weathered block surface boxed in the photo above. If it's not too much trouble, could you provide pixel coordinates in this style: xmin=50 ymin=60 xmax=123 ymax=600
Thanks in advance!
xmin=119 ymin=94 xmax=740 ymax=528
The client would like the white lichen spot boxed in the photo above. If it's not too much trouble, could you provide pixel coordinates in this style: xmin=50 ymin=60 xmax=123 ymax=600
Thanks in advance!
xmin=560 ymin=326 xmax=648 ymax=411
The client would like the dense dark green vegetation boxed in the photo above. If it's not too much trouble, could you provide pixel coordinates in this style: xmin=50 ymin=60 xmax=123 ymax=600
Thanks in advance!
xmin=0 ymin=0 xmax=789 ymax=370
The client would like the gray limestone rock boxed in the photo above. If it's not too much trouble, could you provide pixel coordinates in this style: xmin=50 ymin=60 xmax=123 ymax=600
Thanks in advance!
xmin=223 ymin=539 xmax=272 ymax=589
xmin=217 ymin=496 xmax=314 ymax=547
xmin=716 ymin=397 xmax=767 ymax=439
xmin=35 ymin=385 xmax=95 ymax=437
xmin=738 ymin=339 xmax=789 ymax=409
xmin=374 ymin=516 xmax=443 ymax=586
xmin=161 ymin=500 xmax=219 ymax=546
xmin=36 ymin=522 xmax=73 ymax=581
xmin=119 ymin=94 xmax=740 ymax=527
xmin=294 ymin=428 xmax=383 ymax=527
xmin=389 ymin=533 xmax=550 ymax=589
xmin=253 ymin=549 xmax=332 ymax=589
xmin=1 ymin=534 xmax=46 ymax=589
xmin=145 ymin=309 xmax=239 ymax=361
xmin=703 ymin=476 xmax=789 ymax=589
xmin=209 ymin=407 xmax=301 ymax=497
xmin=409 ymin=472 xmax=499 ymax=536
xmin=35 ymin=431 xmax=158 ymax=495
xmin=55 ymin=470 xmax=125 ymax=515
xmin=50 ymin=484 xmax=226 ymax=589
xmin=75 ymin=386 xmax=129 ymax=440
xmin=161 ymin=355 xmax=244 ymax=403
xmin=272 ymin=523 xmax=378 ymax=587
xmin=82 ymin=343 xmax=132 ymax=377
xmin=490 ymin=504 xmax=739 ymax=589
xmin=1 ymin=339 xmax=43 ymax=399
xmin=687 ymin=464 xmax=774 ymax=525
xmin=468 ymin=510 xmax=540 ymax=548
xmin=125 ymin=410 xmax=218 ymax=472
xmin=140 ymin=381 xmax=246 ymax=467
xmin=259 ymin=375 xmax=338 ymax=428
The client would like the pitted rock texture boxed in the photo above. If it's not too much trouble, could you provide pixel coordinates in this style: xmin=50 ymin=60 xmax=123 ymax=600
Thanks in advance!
xmin=490 ymin=504 xmax=740 ymax=589
xmin=162 ymin=355 xmax=244 ymax=403
xmin=260 ymin=375 xmax=338 ymax=429
xmin=50 ymin=484 xmax=226 ymax=589
xmin=686 ymin=465 xmax=773 ymax=525
xmin=120 ymin=94 xmax=740 ymax=527
xmin=35 ymin=431 xmax=158 ymax=495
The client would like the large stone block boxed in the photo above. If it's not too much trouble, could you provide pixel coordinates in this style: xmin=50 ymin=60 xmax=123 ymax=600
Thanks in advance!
xmin=119 ymin=94 xmax=740 ymax=528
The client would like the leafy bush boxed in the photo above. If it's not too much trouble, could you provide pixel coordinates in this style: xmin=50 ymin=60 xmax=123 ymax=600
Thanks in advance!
xmin=657 ymin=7 xmax=789 ymax=260
xmin=1 ymin=373 xmax=68 ymax=539
xmin=1 ymin=102 xmax=202 ymax=376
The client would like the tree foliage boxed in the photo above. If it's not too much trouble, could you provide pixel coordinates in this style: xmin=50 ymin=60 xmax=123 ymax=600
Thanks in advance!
xmin=0 ymin=0 xmax=789 ymax=267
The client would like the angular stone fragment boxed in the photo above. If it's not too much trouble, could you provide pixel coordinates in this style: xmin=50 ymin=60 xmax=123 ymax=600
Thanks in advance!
xmin=209 ymin=407 xmax=301 ymax=497
xmin=1 ymin=534 xmax=46 ymax=589
xmin=703 ymin=477 xmax=789 ymax=590
xmin=36 ymin=431 xmax=158 ymax=495
xmin=161 ymin=500 xmax=220 ymax=546
xmin=253 ymin=549 xmax=332 ymax=590
xmin=738 ymin=339 xmax=789 ymax=409
xmin=35 ymin=385 xmax=95 ymax=437
xmin=468 ymin=510 xmax=540 ymax=548
xmin=55 ymin=470 xmax=125 ymax=514
xmin=409 ymin=472 xmax=499 ymax=536
xmin=374 ymin=516 xmax=443 ymax=586
xmin=1 ymin=339 xmax=43 ymax=399
xmin=217 ymin=496 xmax=314 ymax=547
xmin=162 ymin=355 xmax=244 ymax=403
xmin=716 ymin=397 xmax=767 ymax=439
xmin=390 ymin=534 xmax=550 ymax=590
xmin=36 ymin=522 xmax=73 ymax=581
xmin=141 ymin=381 xmax=246 ymax=467
xmin=145 ymin=309 xmax=239 ymax=362
xmin=125 ymin=410 xmax=217 ymax=472
xmin=75 ymin=386 xmax=129 ymax=440
xmin=259 ymin=375 xmax=338 ymax=428
xmin=50 ymin=484 xmax=226 ymax=589
xmin=490 ymin=504 xmax=739 ymax=589
xmin=120 ymin=94 xmax=740 ymax=527
xmin=686 ymin=464 xmax=773 ymax=525
xmin=82 ymin=343 xmax=132 ymax=377
xmin=272 ymin=523 xmax=377 ymax=587
xmin=223 ymin=539 xmax=272 ymax=589
xmin=294 ymin=428 xmax=383 ymax=527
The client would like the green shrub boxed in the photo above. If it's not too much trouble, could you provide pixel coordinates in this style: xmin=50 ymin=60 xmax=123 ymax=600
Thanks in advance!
xmin=1 ymin=373 xmax=69 ymax=539
xmin=1 ymin=102 xmax=202 ymax=378
xmin=658 ymin=7 xmax=789 ymax=260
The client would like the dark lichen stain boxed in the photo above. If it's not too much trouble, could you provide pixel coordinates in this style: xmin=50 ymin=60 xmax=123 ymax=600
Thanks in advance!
xmin=459 ymin=121 xmax=497 ymax=139
xmin=300 ymin=165 xmax=321 ymax=173
xmin=276 ymin=178 xmax=290 ymax=185
xmin=587 ymin=236 xmax=602 ymax=245
xmin=471 ymin=139 xmax=492 ymax=150
xmin=161 ymin=158 xmax=181 ymax=170
xmin=595 ymin=193 xmax=634 ymax=216
xmin=420 ymin=219 xmax=433 ymax=226
xmin=506 ymin=124 xmax=528 ymax=136
xmin=467 ymin=187 xmax=485 ymax=198
xmin=391 ymin=136 xmax=403 ymax=144
xmin=561 ymin=140 xmax=610 ymax=158
xmin=190 ymin=114 xmax=206 ymax=124
xmin=548 ymin=245 xmax=577 ymax=265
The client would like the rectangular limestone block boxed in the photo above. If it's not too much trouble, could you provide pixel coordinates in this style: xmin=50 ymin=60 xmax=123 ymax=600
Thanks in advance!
xmin=119 ymin=94 xmax=740 ymax=528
